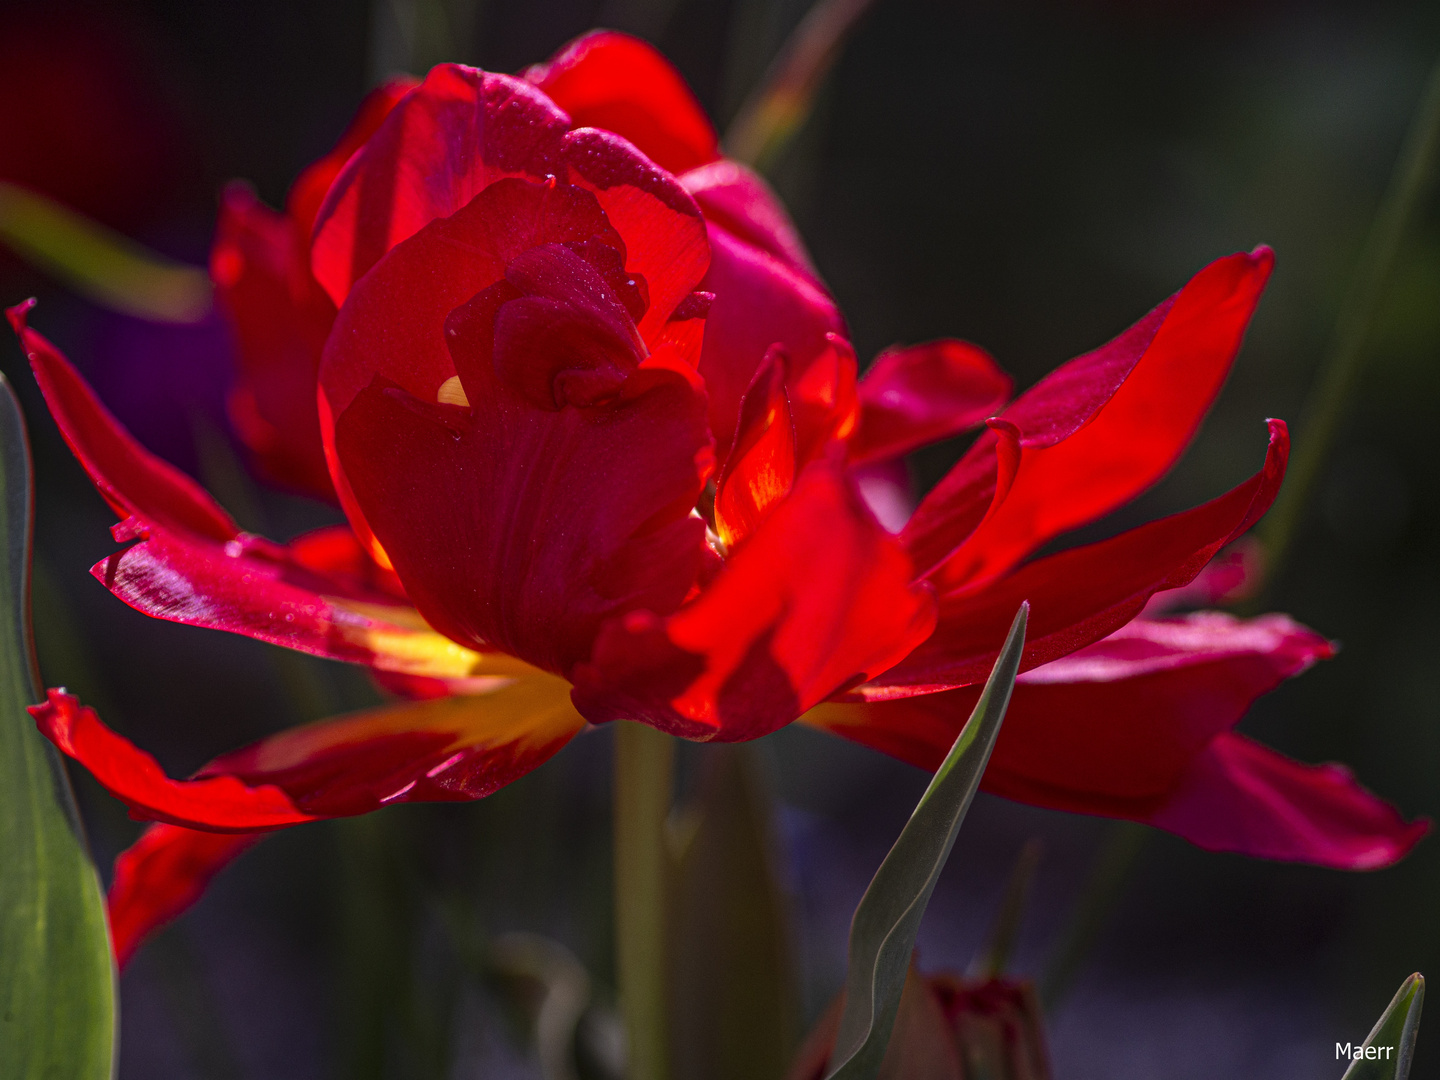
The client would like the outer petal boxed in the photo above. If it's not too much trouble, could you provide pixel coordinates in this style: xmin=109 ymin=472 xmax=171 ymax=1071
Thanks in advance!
xmin=871 ymin=420 xmax=1287 ymax=694
xmin=35 ymin=676 xmax=585 ymax=829
xmin=682 ymin=160 xmax=821 ymax=281
xmin=9 ymin=303 xmax=238 ymax=542
xmin=848 ymin=340 xmax=1012 ymax=467
xmin=904 ymin=249 xmax=1273 ymax=587
xmin=805 ymin=612 xmax=1424 ymax=869
xmin=335 ymin=364 xmax=712 ymax=678
xmin=108 ymin=824 xmax=264 ymax=969
xmin=571 ymin=461 xmax=937 ymax=741
xmin=210 ymin=183 xmax=337 ymax=499
xmin=526 ymin=31 xmax=719 ymax=176
xmin=1152 ymin=734 xmax=1429 ymax=869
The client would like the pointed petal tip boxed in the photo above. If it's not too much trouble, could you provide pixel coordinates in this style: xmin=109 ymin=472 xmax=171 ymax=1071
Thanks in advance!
xmin=5 ymin=296 xmax=37 ymax=334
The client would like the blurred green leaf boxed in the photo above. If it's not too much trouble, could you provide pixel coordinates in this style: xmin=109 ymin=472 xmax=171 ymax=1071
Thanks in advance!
xmin=0 ymin=373 xmax=116 ymax=1077
xmin=723 ymin=0 xmax=878 ymax=172
xmin=1342 ymin=973 xmax=1424 ymax=1080
xmin=668 ymin=743 xmax=798 ymax=1080
xmin=824 ymin=603 xmax=1028 ymax=1080
xmin=0 ymin=181 xmax=211 ymax=323
xmin=969 ymin=837 xmax=1042 ymax=980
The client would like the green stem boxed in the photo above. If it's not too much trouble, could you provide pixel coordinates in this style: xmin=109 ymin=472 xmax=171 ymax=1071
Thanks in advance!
xmin=614 ymin=721 xmax=675 ymax=1080
xmin=1257 ymin=53 xmax=1440 ymax=590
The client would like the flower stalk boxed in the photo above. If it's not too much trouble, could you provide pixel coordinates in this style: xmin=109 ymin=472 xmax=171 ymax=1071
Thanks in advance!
xmin=614 ymin=721 xmax=676 ymax=1080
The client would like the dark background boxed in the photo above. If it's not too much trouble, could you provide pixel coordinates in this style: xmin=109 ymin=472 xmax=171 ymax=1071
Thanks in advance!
xmin=2 ymin=0 xmax=1439 ymax=1076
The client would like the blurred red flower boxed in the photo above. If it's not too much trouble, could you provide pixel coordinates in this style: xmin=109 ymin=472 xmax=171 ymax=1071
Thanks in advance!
xmin=6 ymin=33 xmax=1423 ymax=966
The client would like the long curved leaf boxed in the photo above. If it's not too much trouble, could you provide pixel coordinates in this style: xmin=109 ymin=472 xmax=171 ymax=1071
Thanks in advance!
xmin=1342 ymin=973 xmax=1424 ymax=1080
xmin=824 ymin=603 xmax=1028 ymax=1080
xmin=0 ymin=372 xmax=116 ymax=1076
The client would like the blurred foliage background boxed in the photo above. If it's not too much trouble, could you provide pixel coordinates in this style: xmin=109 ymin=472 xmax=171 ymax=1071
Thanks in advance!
xmin=1 ymin=0 xmax=1439 ymax=1076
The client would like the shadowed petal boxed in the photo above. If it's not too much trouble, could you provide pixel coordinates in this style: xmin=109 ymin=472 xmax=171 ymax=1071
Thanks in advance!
xmin=848 ymin=339 xmax=1012 ymax=467
xmin=805 ymin=612 xmax=1423 ymax=869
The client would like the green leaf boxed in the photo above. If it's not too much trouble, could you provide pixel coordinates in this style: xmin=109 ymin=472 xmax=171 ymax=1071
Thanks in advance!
xmin=0 ymin=181 xmax=211 ymax=324
xmin=0 ymin=373 xmax=116 ymax=1077
xmin=667 ymin=743 xmax=798 ymax=1080
xmin=824 ymin=603 xmax=1029 ymax=1080
xmin=1342 ymin=973 xmax=1424 ymax=1080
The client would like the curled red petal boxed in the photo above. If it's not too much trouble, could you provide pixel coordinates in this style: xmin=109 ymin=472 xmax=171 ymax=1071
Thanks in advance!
xmin=871 ymin=419 xmax=1288 ymax=693
xmin=807 ymin=611 xmax=1423 ymax=869
xmin=8 ymin=303 xmax=238 ymax=542
xmin=905 ymin=248 xmax=1273 ymax=587
xmin=714 ymin=348 xmax=796 ymax=549
xmin=848 ymin=339 xmax=1013 ymax=467
xmin=39 ymin=677 xmax=584 ymax=832
xmin=311 ymin=65 xmax=572 ymax=306
xmin=1151 ymin=733 xmax=1428 ymax=869
xmin=528 ymin=30 xmax=719 ymax=176
xmin=211 ymin=183 xmax=337 ymax=500
xmin=572 ymin=461 xmax=937 ymax=741
xmin=108 ymin=824 xmax=264 ymax=969
xmin=32 ymin=689 xmax=315 ymax=831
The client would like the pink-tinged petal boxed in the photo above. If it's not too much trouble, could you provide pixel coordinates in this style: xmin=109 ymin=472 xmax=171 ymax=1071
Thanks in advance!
xmin=32 ymin=689 xmax=316 ymax=831
xmin=334 ymin=360 xmax=713 ymax=677
xmin=848 ymin=340 xmax=1012 ymax=467
xmin=714 ymin=349 xmax=796 ymax=549
xmin=681 ymin=160 xmax=820 ymax=281
xmin=8 ymin=303 xmax=238 ymax=542
xmin=286 ymin=77 xmax=419 ymax=238
xmin=571 ymin=461 xmax=937 ymax=741
xmin=1142 ymin=537 xmax=1262 ymax=615
xmin=696 ymin=222 xmax=847 ymax=460
xmin=870 ymin=420 xmax=1287 ymax=694
xmin=108 ymin=824 xmax=264 ymax=969
xmin=807 ymin=611 xmax=1423 ymax=869
xmin=93 ymin=531 xmax=532 ymax=681
xmin=40 ymin=676 xmax=585 ymax=830
xmin=904 ymin=249 xmax=1274 ymax=587
xmin=210 ymin=183 xmax=337 ymax=500
xmin=527 ymin=30 xmax=719 ymax=176
xmin=1151 ymin=733 xmax=1428 ymax=869
xmin=310 ymin=66 xmax=571 ymax=306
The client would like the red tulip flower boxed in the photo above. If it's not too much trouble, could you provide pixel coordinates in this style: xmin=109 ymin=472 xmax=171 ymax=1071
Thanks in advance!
xmin=6 ymin=33 xmax=1423 ymax=967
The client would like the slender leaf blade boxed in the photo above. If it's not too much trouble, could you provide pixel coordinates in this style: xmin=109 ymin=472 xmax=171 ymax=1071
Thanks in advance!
xmin=0 ymin=181 xmax=211 ymax=323
xmin=1342 ymin=974 xmax=1424 ymax=1080
xmin=824 ymin=603 xmax=1028 ymax=1080
xmin=0 ymin=372 xmax=116 ymax=1077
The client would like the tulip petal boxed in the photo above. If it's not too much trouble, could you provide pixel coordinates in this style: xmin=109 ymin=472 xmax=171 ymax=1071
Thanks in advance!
xmin=714 ymin=349 xmax=796 ymax=549
xmin=211 ymin=183 xmax=338 ymax=499
xmin=527 ymin=30 xmax=719 ymax=176
xmin=848 ymin=340 xmax=1013 ymax=467
xmin=108 ymin=824 xmax=263 ymax=969
xmin=682 ymin=160 xmax=820 ymax=281
xmin=8 ymin=303 xmax=237 ymax=542
xmin=870 ymin=419 xmax=1287 ymax=694
xmin=806 ymin=611 xmax=1424 ymax=869
xmin=335 ymin=360 xmax=712 ymax=677
xmin=35 ymin=676 xmax=585 ymax=831
xmin=905 ymin=248 xmax=1273 ymax=587
xmin=1151 ymin=733 xmax=1428 ymax=869
xmin=695 ymin=221 xmax=847 ymax=460
xmin=572 ymin=462 xmax=937 ymax=741
xmin=92 ymin=530 xmax=531 ymax=680
xmin=32 ymin=689 xmax=317 ymax=831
